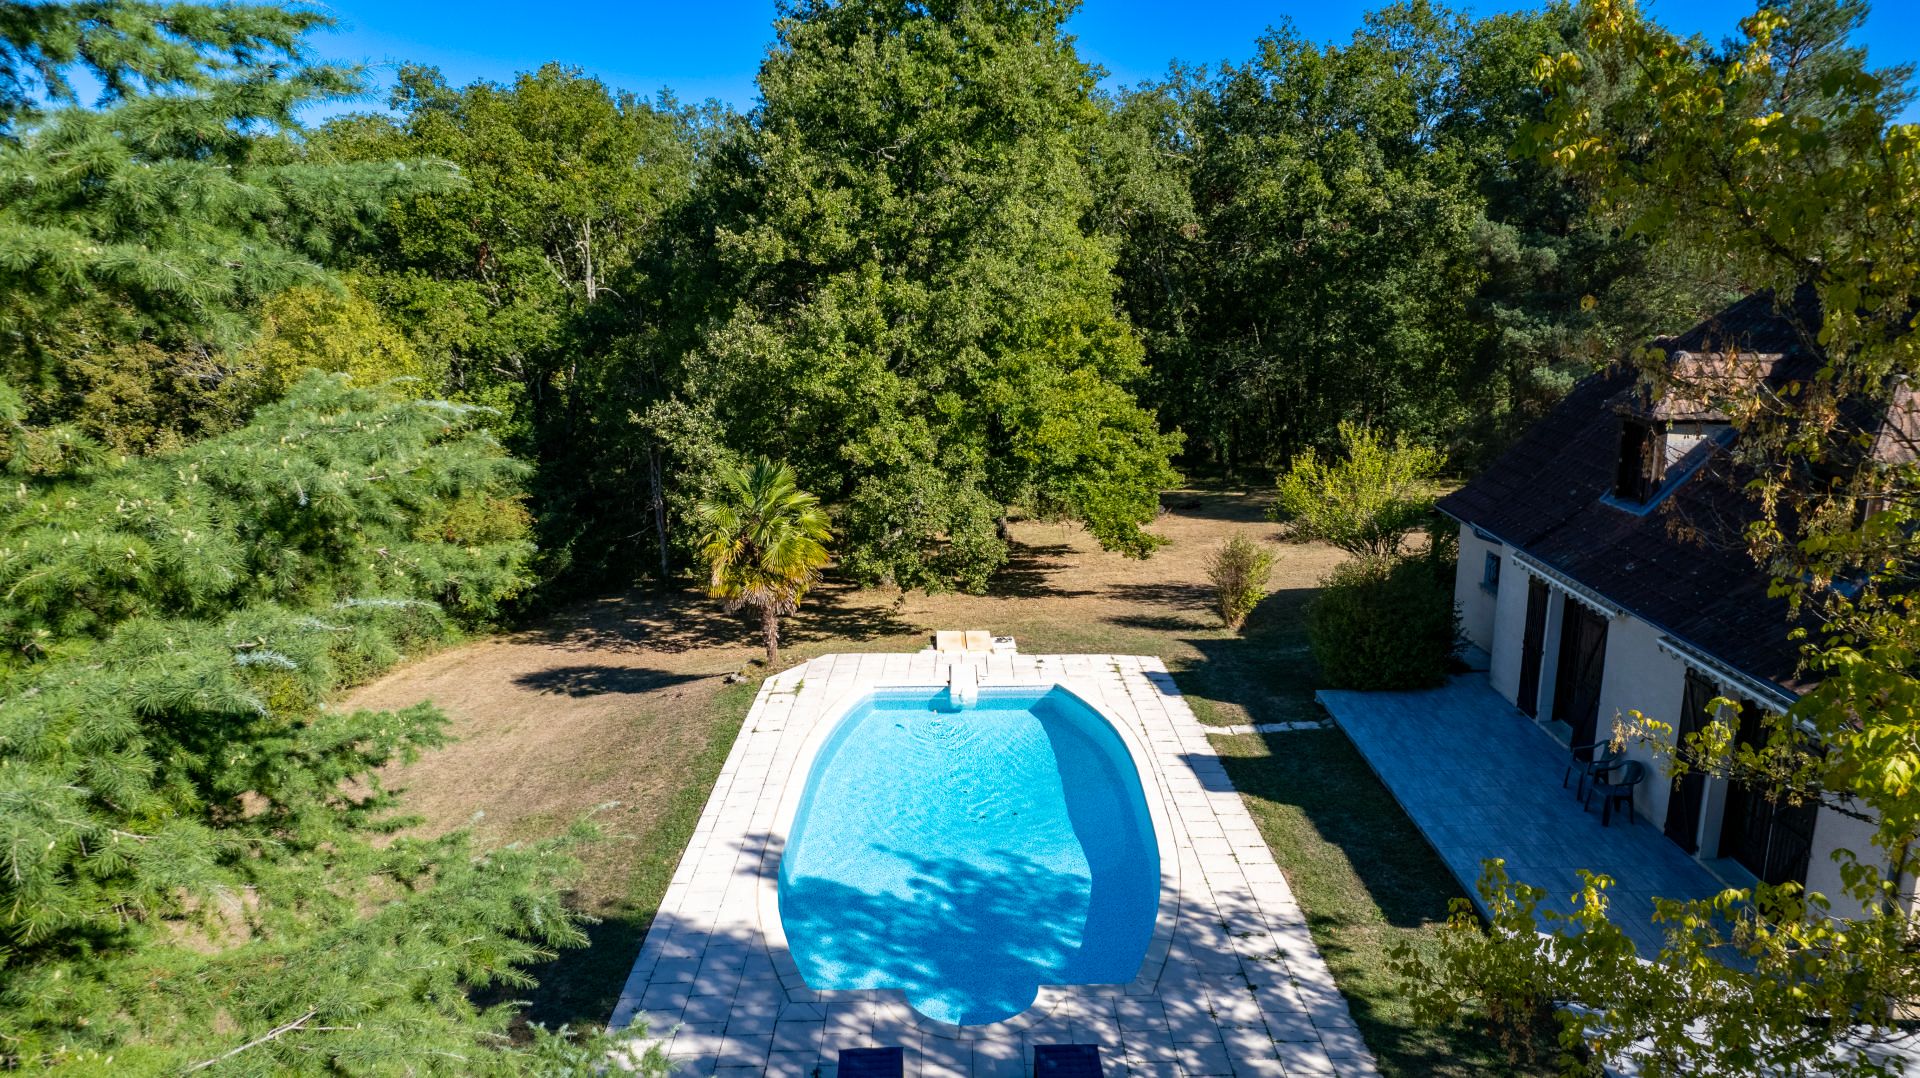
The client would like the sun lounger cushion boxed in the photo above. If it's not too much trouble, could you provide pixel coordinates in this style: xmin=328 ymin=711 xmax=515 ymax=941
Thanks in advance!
xmin=1034 ymin=1043 xmax=1102 ymax=1077
xmin=840 ymin=1046 xmax=905 ymax=1078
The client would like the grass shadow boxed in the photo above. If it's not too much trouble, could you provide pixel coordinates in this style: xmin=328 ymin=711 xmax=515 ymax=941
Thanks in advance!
xmin=512 ymin=666 xmax=709 ymax=697
xmin=508 ymin=680 xmax=760 ymax=1032
xmin=986 ymin=542 xmax=1098 ymax=600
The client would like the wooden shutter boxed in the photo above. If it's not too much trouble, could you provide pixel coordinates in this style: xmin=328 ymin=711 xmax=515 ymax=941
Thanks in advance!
xmin=1663 ymin=670 xmax=1716 ymax=853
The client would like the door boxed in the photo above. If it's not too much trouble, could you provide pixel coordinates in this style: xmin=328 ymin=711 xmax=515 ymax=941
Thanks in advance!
xmin=1663 ymin=670 xmax=1716 ymax=853
xmin=1717 ymin=700 xmax=1815 ymax=887
xmin=1516 ymin=577 xmax=1550 ymax=717
xmin=1551 ymin=601 xmax=1610 ymax=746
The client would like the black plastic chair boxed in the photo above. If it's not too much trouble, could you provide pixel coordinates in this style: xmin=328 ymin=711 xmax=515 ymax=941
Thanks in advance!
xmin=1584 ymin=759 xmax=1647 ymax=826
xmin=840 ymin=1046 xmax=905 ymax=1078
xmin=1034 ymin=1044 xmax=1103 ymax=1077
xmin=1563 ymin=740 xmax=1620 ymax=800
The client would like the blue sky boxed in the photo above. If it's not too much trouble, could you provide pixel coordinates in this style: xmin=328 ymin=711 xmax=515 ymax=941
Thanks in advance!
xmin=305 ymin=0 xmax=1920 ymax=119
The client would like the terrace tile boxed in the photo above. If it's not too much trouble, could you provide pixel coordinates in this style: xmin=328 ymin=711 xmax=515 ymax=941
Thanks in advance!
xmin=608 ymin=654 xmax=1369 ymax=1075
xmin=1319 ymin=675 xmax=1728 ymax=957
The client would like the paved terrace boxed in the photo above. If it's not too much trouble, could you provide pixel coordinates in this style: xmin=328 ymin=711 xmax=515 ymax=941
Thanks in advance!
xmin=1318 ymin=676 xmax=1727 ymax=956
xmin=609 ymin=653 xmax=1377 ymax=1078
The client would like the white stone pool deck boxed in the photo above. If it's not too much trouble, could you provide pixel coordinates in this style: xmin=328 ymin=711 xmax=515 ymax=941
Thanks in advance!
xmin=609 ymin=653 xmax=1375 ymax=1078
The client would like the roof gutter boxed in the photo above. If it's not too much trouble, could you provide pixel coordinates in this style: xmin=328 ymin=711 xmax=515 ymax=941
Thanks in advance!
xmin=1442 ymin=510 xmax=1804 ymax=708
xmin=1510 ymin=549 xmax=1628 ymax=619
xmin=1656 ymin=634 xmax=1800 ymax=713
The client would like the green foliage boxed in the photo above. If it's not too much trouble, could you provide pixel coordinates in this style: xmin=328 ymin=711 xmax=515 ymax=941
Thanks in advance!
xmin=0 ymin=38 xmax=448 ymax=359
xmin=0 ymin=373 xmax=532 ymax=657
xmin=0 ymin=1 xmax=454 ymax=463
xmin=1394 ymin=859 xmax=1908 ymax=1078
xmin=1274 ymin=421 xmax=1443 ymax=558
xmin=1100 ymin=3 xmax=1732 ymax=472
xmin=1308 ymin=540 xmax=1459 ymax=690
xmin=0 ymin=1 xmax=328 ymax=125
xmin=696 ymin=457 xmax=833 ymax=666
xmin=0 ymin=373 xmax=629 ymax=1073
xmin=315 ymin=64 xmax=712 ymax=590
xmin=1401 ymin=1 xmax=1920 ymax=1072
xmin=246 ymin=278 xmax=429 ymax=398
xmin=1205 ymin=535 xmax=1275 ymax=630
xmin=667 ymin=0 xmax=1181 ymax=592
xmin=14 ymin=320 xmax=259 ymax=454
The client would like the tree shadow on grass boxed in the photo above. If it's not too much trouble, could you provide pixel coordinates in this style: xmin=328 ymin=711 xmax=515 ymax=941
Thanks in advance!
xmin=1108 ymin=611 xmax=1212 ymax=633
xmin=517 ymin=584 xmax=747 ymax=656
xmin=986 ymin=542 xmax=1097 ymax=600
xmin=1161 ymin=583 xmax=1555 ymax=1075
xmin=1158 ymin=486 xmax=1283 ymax=526
xmin=512 ymin=666 xmax=710 ymax=697
xmin=1161 ymin=586 xmax=1322 ymax=727
xmin=786 ymin=581 xmax=918 ymax=645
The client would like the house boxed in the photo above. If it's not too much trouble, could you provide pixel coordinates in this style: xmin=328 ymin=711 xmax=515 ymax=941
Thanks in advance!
xmin=1437 ymin=289 xmax=1907 ymax=920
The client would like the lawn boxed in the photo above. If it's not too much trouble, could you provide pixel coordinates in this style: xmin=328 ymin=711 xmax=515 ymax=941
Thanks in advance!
xmin=354 ymin=485 xmax=1543 ymax=1073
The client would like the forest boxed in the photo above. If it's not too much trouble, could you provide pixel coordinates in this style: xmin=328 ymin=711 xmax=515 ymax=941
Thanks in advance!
xmin=1 ymin=0 xmax=1912 ymax=1072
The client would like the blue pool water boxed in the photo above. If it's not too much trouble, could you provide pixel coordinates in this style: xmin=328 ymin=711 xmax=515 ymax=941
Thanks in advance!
xmin=778 ymin=686 xmax=1159 ymax=1026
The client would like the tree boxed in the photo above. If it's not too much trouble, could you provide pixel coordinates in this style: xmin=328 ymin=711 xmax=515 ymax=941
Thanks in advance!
xmin=664 ymin=0 xmax=1181 ymax=593
xmin=1099 ymin=3 xmax=1732 ymax=473
xmin=1273 ymin=420 xmax=1443 ymax=557
xmin=1307 ymin=535 xmax=1460 ymax=690
xmin=0 ymin=374 xmax=671 ymax=1072
xmin=245 ymin=277 xmax=430 ymax=399
xmin=0 ymin=1 xmax=453 ymax=459
xmin=696 ymin=457 xmax=833 ymax=667
xmin=0 ymin=6 xmax=447 ymax=357
xmin=315 ymin=65 xmax=714 ymax=590
xmin=1394 ymin=2 xmax=1920 ymax=1073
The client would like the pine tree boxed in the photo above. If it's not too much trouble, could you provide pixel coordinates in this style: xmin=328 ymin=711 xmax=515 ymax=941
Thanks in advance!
xmin=0 ymin=1 xmax=455 ymax=440
xmin=0 ymin=375 xmax=662 ymax=1073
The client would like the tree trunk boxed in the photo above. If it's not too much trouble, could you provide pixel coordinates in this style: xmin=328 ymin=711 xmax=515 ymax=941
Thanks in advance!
xmin=761 ymin=604 xmax=780 ymax=668
xmin=649 ymin=447 xmax=670 ymax=580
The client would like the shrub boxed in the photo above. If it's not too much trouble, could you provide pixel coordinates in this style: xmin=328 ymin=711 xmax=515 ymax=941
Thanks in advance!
xmin=1274 ymin=420 xmax=1443 ymax=557
xmin=1308 ymin=543 xmax=1460 ymax=690
xmin=1206 ymin=535 xmax=1276 ymax=630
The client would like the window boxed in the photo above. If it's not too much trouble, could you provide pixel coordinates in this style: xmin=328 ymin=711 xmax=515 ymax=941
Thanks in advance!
xmin=1615 ymin=419 xmax=1667 ymax=502
xmin=1481 ymin=551 xmax=1501 ymax=592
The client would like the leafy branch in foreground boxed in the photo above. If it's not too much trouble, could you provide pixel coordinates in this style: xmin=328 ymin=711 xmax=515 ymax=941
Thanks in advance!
xmin=1395 ymin=1 xmax=1920 ymax=1074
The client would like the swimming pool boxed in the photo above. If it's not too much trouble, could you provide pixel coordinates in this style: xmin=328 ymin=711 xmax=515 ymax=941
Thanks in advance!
xmin=776 ymin=685 xmax=1161 ymax=1026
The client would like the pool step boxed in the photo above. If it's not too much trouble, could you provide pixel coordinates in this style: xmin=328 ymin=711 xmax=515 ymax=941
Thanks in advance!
xmin=948 ymin=661 xmax=979 ymax=707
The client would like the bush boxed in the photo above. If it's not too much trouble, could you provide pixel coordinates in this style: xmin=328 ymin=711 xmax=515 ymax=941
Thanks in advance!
xmin=1274 ymin=421 xmax=1443 ymax=557
xmin=1206 ymin=535 xmax=1275 ymax=630
xmin=1308 ymin=542 xmax=1460 ymax=690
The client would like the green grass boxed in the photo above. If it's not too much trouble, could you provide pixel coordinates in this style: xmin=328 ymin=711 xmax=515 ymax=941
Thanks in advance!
xmin=487 ymin=498 xmax=1547 ymax=1069
xmin=517 ymin=679 xmax=759 ymax=1031
xmin=1212 ymin=729 xmax=1550 ymax=1077
xmin=1167 ymin=576 xmax=1551 ymax=1076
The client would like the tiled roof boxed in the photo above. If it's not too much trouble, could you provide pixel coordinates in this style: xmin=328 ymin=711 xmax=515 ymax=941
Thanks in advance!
xmin=1438 ymin=294 xmax=1820 ymax=694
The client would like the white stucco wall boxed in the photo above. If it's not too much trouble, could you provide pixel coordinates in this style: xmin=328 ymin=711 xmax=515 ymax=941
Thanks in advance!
xmin=1593 ymin=619 xmax=1889 ymax=915
xmin=1593 ymin=613 xmax=1690 ymax=826
xmin=1454 ymin=528 xmax=1501 ymax=657
xmin=1486 ymin=553 xmax=1535 ymax=708
xmin=1452 ymin=536 xmax=1892 ymax=910
xmin=1806 ymin=801 xmax=1883 ymax=921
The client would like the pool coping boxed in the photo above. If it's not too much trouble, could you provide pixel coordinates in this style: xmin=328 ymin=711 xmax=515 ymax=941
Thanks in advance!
xmin=607 ymin=652 xmax=1381 ymax=1078
xmin=754 ymin=677 xmax=1186 ymax=1039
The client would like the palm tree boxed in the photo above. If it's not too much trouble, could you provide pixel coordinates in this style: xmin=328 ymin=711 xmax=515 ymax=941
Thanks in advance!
xmin=695 ymin=457 xmax=833 ymax=668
